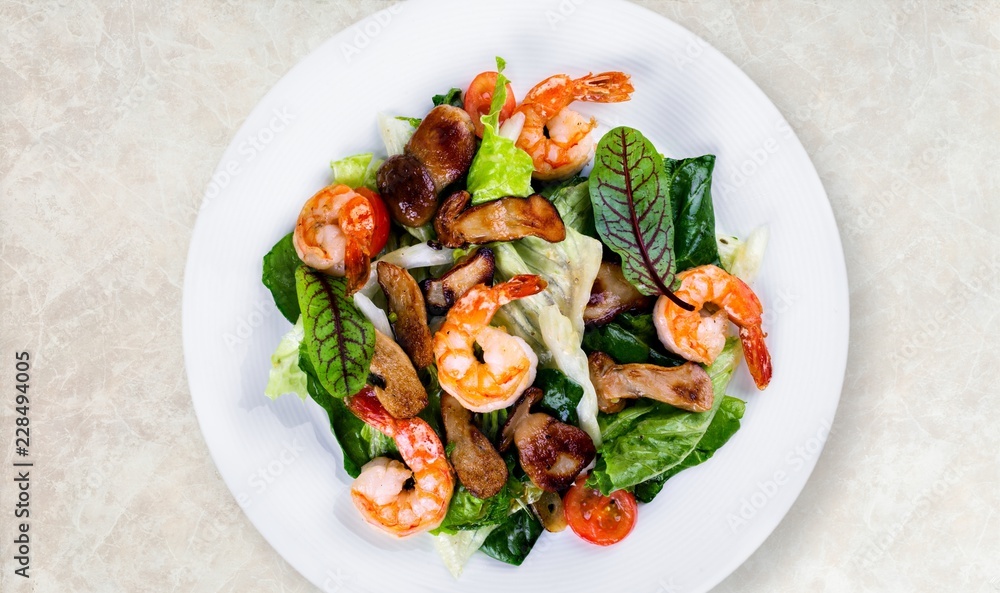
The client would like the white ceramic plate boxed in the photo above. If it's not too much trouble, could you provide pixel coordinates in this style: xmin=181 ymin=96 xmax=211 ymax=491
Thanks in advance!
xmin=183 ymin=1 xmax=849 ymax=591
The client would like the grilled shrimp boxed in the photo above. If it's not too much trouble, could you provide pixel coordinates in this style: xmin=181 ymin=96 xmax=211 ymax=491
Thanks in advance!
xmin=433 ymin=275 xmax=546 ymax=413
xmin=514 ymin=72 xmax=634 ymax=181
xmin=653 ymin=264 xmax=772 ymax=389
xmin=293 ymin=184 xmax=375 ymax=292
xmin=346 ymin=387 xmax=454 ymax=537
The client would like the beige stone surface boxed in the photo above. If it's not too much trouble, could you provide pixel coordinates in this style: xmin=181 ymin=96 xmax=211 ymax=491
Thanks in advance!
xmin=1 ymin=1 xmax=997 ymax=591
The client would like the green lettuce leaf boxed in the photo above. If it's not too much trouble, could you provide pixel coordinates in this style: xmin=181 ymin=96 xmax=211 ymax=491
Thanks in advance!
xmin=432 ymin=525 xmax=498 ymax=578
xmin=432 ymin=483 xmax=512 ymax=535
xmin=717 ymin=226 xmax=769 ymax=282
xmin=264 ymin=316 xmax=308 ymax=400
xmin=432 ymin=87 xmax=463 ymax=108
xmin=668 ymin=155 xmax=720 ymax=271
xmin=298 ymin=346 xmax=396 ymax=478
xmin=466 ymin=57 xmax=534 ymax=205
xmin=329 ymin=152 xmax=381 ymax=191
xmin=262 ymin=233 xmax=301 ymax=323
xmin=546 ymin=178 xmax=596 ymax=238
xmin=378 ymin=112 xmax=416 ymax=157
xmin=537 ymin=306 xmax=600 ymax=444
xmin=295 ymin=266 xmax=376 ymax=399
xmin=479 ymin=507 xmax=543 ymax=566
xmin=582 ymin=311 xmax=685 ymax=367
xmin=633 ymin=395 xmax=745 ymax=503
xmin=589 ymin=127 xmax=685 ymax=306
xmin=534 ymin=368 xmax=583 ymax=425
xmin=587 ymin=338 xmax=740 ymax=494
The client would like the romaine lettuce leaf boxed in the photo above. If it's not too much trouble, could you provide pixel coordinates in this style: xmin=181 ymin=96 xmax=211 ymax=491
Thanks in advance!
xmin=538 ymin=305 xmax=601 ymax=445
xmin=432 ymin=525 xmax=498 ymax=578
xmin=717 ymin=226 xmax=769 ymax=282
xmin=466 ymin=57 xmax=534 ymax=205
xmin=378 ymin=112 xmax=416 ymax=157
xmin=633 ymin=395 xmax=745 ymax=503
xmin=264 ymin=316 xmax=308 ymax=401
xmin=545 ymin=177 xmax=596 ymax=238
xmin=587 ymin=338 xmax=740 ymax=494
xmin=329 ymin=152 xmax=381 ymax=191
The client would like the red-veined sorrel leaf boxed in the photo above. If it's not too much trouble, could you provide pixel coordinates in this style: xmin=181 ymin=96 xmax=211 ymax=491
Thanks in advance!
xmin=588 ymin=127 xmax=692 ymax=310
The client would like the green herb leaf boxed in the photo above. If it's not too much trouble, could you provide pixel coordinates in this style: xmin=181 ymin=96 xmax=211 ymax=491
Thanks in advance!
xmin=534 ymin=368 xmax=584 ymax=425
xmin=582 ymin=312 xmax=686 ymax=366
xmin=589 ymin=127 xmax=690 ymax=309
xmin=432 ymin=87 xmax=463 ymax=108
xmin=262 ymin=233 xmax=302 ymax=323
xmin=295 ymin=266 xmax=376 ymax=399
xmin=633 ymin=395 xmax=745 ymax=503
xmin=298 ymin=346 xmax=395 ymax=478
xmin=668 ymin=155 xmax=721 ymax=271
xmin=479 ymin=507 xmax=543 ymax=566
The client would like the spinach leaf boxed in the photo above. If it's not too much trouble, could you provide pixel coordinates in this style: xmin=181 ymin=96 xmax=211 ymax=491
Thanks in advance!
xmin=587 ymin=339 xmax=739 ymax=494
xmin=582 ymin=312 xmax=685 ymax=367
xmin=589 ymin=127 xmax=688 ymax=309
xmin=432 ymin=87 xmax=463 ymax=108
xmin=262 ymin=233 xmax=301 ymax=322
xmin=534 ymin=368 xmax=583 ymax=425
xmin=432 ymin=483 xmax=511 ymax=535
xmin=298 ymin=346 xmax=395 ymax=478
xmin=668 ymin=155 xmax=721 ymax=271
xmin=479 ymin=507 xmax=543 ymax=566
xmin=633 ymin=395 xmax=745 ymax=503
xmin=296 ymin=266 xmax=375 ymax=399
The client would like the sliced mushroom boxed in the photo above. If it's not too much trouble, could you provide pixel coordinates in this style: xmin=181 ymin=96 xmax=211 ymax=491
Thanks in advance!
xmin=376 ymin=262 xmax=434 ymax=369
xmin=420 ymin=247 xmax=495 ymax=316
xmin=584 ymin=261 xmax=656 ymax=326
xmin=434 ymin=190 xmax=567 ymax=249
xmin=588 ymin=351 xmax=714 ymax=414
xmin=376 ymin=154 xmax=438 ymax=226
xmin=368 ymin=330 xmax=429 ymax=419
xmin=499 ymin=387 xmax=544 ymax=453
xmin=499 ymin=387 xmax=595 ymax=492
xmin=440 ymin=392 xmax=508 ymax=499
xmin=532 ymin=491 xmax=567 ymax=532
xmin=404 ymin=105 xmax=476 ymax=193
xmin=513 ymin=414 xmax=596 ymax=492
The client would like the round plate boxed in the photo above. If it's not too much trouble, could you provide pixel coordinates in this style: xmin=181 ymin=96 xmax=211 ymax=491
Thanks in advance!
xmin=183 ymin=1 xmax=849 ymax=591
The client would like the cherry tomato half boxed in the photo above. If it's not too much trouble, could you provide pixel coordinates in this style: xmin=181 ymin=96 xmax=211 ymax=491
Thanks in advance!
xmin=354 ymin=187 xmax=390 ymax=255
xmin=464 ymin=71 xmax=516 ymax=138
xmin=563 ymin=475 xmax=638 ymax=546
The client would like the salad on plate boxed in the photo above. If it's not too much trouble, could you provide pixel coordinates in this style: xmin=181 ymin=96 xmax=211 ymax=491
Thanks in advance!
xmin=261 ymin=57 xmax=772 ymax=576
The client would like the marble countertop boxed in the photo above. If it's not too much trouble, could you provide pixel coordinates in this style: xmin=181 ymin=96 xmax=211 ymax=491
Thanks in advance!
xmin=1 ymin=1 xmax=997 ymax=591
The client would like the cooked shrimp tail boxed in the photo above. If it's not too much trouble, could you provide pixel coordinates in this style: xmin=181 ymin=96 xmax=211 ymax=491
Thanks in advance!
xmin=515 ymin=71 xmax=634 ymax=181
xmin=346 ymin=386 xmax=454 ymax=537
xmin=654 ymin=264 xmax=772 ymax=390
xmin=433 ymin=275 xmax=546 ymax=413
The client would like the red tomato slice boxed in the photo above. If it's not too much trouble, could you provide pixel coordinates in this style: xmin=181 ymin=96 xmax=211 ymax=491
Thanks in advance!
xmin=563 ymin=475 xmax=638 ymax=546
xmin=354 ymin=187 xmax=390 ymax=255
xmin=464 ymin=71 xmax=516 ymax=138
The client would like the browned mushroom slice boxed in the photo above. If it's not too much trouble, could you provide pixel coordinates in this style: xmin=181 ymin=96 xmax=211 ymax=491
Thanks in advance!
xmin=499 ymin=387 xmax=544 ymax=453
xmin=376 ymin=262 xmax=434 ymax=369
xmin=420 ymin=247 xmax=495 ymax=316
xmin=514 ymin=413 xmax=596 ymax=492
xmin=434 ymin=190 xmax=567 ymax=249
xmin=375 ymin=154 xmax=438 ymax=226
xmin=584 ymin=261 xmax=656 ymax=326
xmin=588 ymin=351 xmax=714 ymax=414
xmin=404 ymin=105 xmax=476 ymax=193
xmin=440 ymin=392 xmax=508 ymax=499
xmin=368 ymin=330 xmax=428 ymax=419
xmin=532 ymin=491 xmax=567 ymax=532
